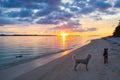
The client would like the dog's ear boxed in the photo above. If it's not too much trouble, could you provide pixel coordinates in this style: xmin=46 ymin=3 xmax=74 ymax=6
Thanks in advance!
xmin=88 ymin=54 xmax=91 ymax=57
xmin=104 ymin=48 xmax=108 ymax=50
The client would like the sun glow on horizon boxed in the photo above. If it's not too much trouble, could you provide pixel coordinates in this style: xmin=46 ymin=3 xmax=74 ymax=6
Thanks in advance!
xmin=60 ymin=31 xmax=69 ymax=37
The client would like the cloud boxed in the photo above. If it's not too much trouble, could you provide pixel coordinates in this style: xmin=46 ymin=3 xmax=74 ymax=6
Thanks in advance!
xmin=0 ymin=0 xmax=119 ymax=25
xmin=0 ymin=9 xmax=1 ymax=14
xmin=5 ymin=11 xmax=19 ymax=17
xmin=49 ymin=24 xmax=97 ymax=32
xmin=72 ymin=27 xmax=97 ymax=32
xmin=26 ymin=3 xmax=47 ymax=9
xmin=0 ymin=17 xmax=19 ymax=24
xmin=36 ymin=18 xmax=60 ymax=24
xmin=80 ymin=6 xmax=95 ymax=14
xmin=3 ymin=8 xmax=33 ymax=17
xmin=114 ymin=0 xmax=120 ymax=8
xmin=0 ymin=30 xmax=15 ymax=34
xmin=0 ymin=0 xmax=61 ymax=8
xmin=72 ymin=0 xmax=87 ymax=8
xmin=86 ymin=27 xmax=97 ymax=31
xmin=104 ymin=10 xmax=117 ymax=15
xmin=94 ymin=1 xmax=112 ymax=10
xmin=51 ymin=24 xmax=77 ymax=31
xmin=67 ymin=20 xmax=81 ymax=26
xmin=35 ymin=10 xmax=73 ymax=24
xmin=70 ymin=6 xmax=79 ymax=12
xmin=90 ymin=15 xmax=102 ymax=21
xmin=19 ymin=8 xmax=33 ymax=17
xmin=0 ymin=0 xmax=22 ymax=8
xmin=18 ymin=17 xmax=33 ymax=23
xmin=35 ymin=9 xmax=51 ymax=17
xmin=87 ymin=0 xmax=112 ymax=11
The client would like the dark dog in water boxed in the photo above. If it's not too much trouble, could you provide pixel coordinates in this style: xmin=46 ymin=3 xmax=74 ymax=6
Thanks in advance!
xmin=16 ymin=55 xmax=23 ymax=58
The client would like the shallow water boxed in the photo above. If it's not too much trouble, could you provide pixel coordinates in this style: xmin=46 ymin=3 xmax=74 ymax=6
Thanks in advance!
xmin=0 ymin=36 xmax=100 ymax=69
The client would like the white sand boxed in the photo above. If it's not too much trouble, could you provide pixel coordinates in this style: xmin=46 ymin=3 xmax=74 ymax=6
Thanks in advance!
xmin=14 ymin=38 xmax=120 ymax=80
xmin=106 ymin=37 xmax=120 ymax=44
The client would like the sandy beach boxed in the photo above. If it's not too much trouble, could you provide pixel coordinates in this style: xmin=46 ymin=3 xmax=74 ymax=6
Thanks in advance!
xmin=14 ymin=38 xmax=120 ymax=80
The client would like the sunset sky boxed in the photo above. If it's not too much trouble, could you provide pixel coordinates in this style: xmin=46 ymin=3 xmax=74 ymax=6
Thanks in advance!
xmin=0 ymin=0 xmax=120 ymax=36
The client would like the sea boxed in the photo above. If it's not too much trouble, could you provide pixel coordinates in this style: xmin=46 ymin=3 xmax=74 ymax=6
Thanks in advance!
xmin=0 ymin=36 xmax=101 ymax=70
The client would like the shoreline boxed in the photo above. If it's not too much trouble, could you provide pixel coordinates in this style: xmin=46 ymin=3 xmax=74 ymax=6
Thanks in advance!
xmin=0 ymin=41 xmax=89 ymax=80
xmin=0 ymin=35 xmax=94 ymax=70
xmin=0 ymin=37 xmax=91 ymax=80
xmin=0 ymin=37 xmax=120 ymax=80
xmin=0 ymin=49 xmax=73 ymax=80
xmin=16 ymin=37 xmax=120 ymax=80
xmin=0 ymin=49 xmax=71 ymax=70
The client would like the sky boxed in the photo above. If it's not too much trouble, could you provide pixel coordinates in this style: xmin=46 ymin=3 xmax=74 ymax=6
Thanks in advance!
xmin=0 ymin=0 xmax=120 ymax=36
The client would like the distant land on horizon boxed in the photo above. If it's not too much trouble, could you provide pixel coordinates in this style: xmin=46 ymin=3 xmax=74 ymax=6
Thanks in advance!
xmin=0 ymin=34 xmax=56 ymax=36
xmin=0 ymin=34 xmax=101 ymax=37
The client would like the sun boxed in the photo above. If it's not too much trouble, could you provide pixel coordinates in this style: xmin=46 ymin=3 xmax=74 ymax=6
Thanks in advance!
xmin=60 ymin=31 xmax=69 ymax=37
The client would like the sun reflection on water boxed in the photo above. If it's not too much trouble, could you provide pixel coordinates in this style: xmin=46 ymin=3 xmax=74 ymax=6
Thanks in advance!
xmin=62 ymin=36 xmax=66 ymax=49
xmin=59 ymin=35 xmax=72 ymax=56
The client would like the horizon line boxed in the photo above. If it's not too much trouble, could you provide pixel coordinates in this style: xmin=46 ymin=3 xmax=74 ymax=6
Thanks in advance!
xmin=0 ymin=34 xmax=101 ymax=37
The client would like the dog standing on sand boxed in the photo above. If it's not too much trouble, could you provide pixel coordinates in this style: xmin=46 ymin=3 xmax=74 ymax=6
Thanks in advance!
xmin=103 ymin=48 xmax=108 ymax=64
xmin=72 ymin=54 xmax=91 ymax=71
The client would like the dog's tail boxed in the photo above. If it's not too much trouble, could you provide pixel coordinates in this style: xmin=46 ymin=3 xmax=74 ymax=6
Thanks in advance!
xmin=72 ymin=55 xmax=76 ymax=62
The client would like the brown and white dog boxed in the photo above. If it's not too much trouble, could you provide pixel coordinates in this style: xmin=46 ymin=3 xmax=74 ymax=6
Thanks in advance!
xmin=72 ymin=54 xmax=91 ymax=71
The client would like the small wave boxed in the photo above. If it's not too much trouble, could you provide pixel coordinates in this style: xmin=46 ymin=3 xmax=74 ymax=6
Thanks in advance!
xmin=0 ymin=49 xmax=71 ymax=70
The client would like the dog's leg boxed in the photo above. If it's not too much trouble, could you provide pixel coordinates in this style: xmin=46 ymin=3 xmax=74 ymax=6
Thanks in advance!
xmin=86 ymin=64 xmax=88 ymax=71
xmin=74 ymin=63 xmax=78 ymax=71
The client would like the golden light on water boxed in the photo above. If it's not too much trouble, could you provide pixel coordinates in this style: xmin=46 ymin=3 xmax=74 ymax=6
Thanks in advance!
xmin=61 ymin=35 xmax=66 ymax=49
xmin=57 ymin=31 xmax=69 ymax=50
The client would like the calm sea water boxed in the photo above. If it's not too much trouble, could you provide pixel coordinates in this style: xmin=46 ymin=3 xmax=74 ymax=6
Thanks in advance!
xmin=0 ymin=36 xmax=101 ymax=69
